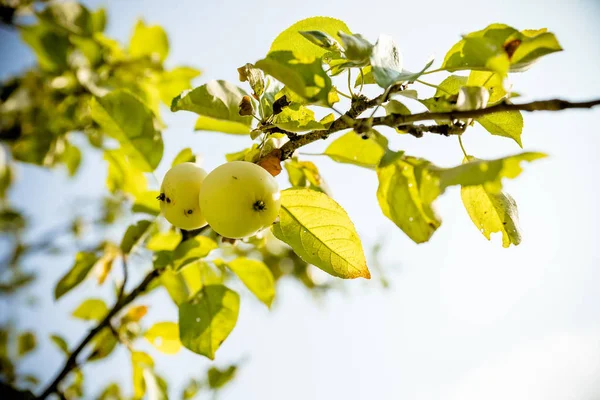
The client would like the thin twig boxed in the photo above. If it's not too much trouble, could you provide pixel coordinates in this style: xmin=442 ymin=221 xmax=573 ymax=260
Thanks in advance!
xmin=117 ymin=255 xmax=128 ymax=301
xmin=35 ymin=268 xmax=162 ymax=399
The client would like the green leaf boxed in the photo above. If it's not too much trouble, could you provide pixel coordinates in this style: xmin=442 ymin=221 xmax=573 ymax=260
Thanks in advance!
xmin=147 ymin=231 xmax=181 ymax=252
xmin=91 ymin=8 xmax=106 ymax=33
xmin=172 ymin=148 xmax=196 ymax=166
xmin=376 ymin=151 xmax=545 ymax=243
xmin=181 ymin=379 xmax=201 ymax=399
xmin=384 ymin=100 xmax=411 ymax=116
xmin=171 ymin=80 xmax=252 ymax=134
xmin=50 ymin=334 xmax=69 ymax=356
xmin=20 ymin=24 xmax=69 ymax=72
xmin=17 ymin=332 xmax=36 ymax=356
xmin=104 ymin=150 xmax=148 ymax=196
xmin=376 ymin=152 xmax=442 ymax=243
xmin=98 ymin=383 xmax=122 ymax=400
xmin=269 ymin=17 xmax=351 ymax=59
xmin=225 ymin=258 xmax=275 ymax=307
xmin=144 ymin=322 xmax=181 ymax=354
xmin=161 ymin=261 xmax=222 ymax=305
xmin=298 ymin=30 xmax=341 ymax=52
xmin=467 ymin=71 xmax=507 ymax=104
xmin=173 ymin=237 xmax=218 ymax=270
xmin=88 ymin=328 xmax=118 ymax=361
xmin=91 ymin=90 xmax=163 ymax=171
xmin=38 ymin=1 xmax=93 ymax=36
xmin=272 ymin=188 xmax=370 ymax=279
xmin=178 ymin=285 xmax=240 ymax=360
xmin=120 ymin=220 xmax=153 ymax=254
xmin=462 ymin=183 xmax=522 ymax=248
xmin=158 ymin=67 xmax=201 ymax=106
xmin=60 ymin=143 xmax=81 ymax=176
xmin=132 ymin=190 xmax=161 ymax=216
xmin=207 ymin=365 xmax=237 ymax=389
xmin=272 ymin=103 xmax=333 ymax=132
xmin=324 ymin=130 xmax=387 ymax=169
xmin=476 ymin=111 xmax=524 ymax=147
xmin=338 ymin=32 xmax=372 ymax=63
xmin=130 ymin=20 xmax=169 ymax=61
xmin=510 ymin=30 xmax=562 ymax=72
xmin=55 ymin=252 xmax=100 ymax=299
xmin=72 ymin=298 xmax=108 ymax=321
xmin=255 ymin=51 xmax=332 ymax=105
xmin=442 ymin=36 xmax=510 ymax=75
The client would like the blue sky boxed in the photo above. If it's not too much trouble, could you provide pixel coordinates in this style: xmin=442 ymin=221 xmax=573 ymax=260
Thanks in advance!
xmin=2 ymin=0 xmax=600 ymax=399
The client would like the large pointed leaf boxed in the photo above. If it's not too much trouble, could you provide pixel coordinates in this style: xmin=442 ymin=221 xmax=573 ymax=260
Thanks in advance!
xmin=129 ymin=20 xmax=169 ymax=61
xmin=255 ymin=51 xmax=332 ymax=105
xmin=476 ymin=111 xmax=524 ymax=147
xmin=171 ymin=80 xmax=252 ymax=134
xmin=324 ymin=130 xmax=387 ymax=169
xmin=272 ymin=188 xmax=370 ymax=279
xmin=120 ymin=220 xmax=153 ymax=255
xmin=225 ymin=258 xmax=275 ymax=307
xmin=91 ymin=90 xmax=163 ymax=171
xmin=161 ymin=261 xmax=222 ymax=305
xmin=269 ymin=17 xmax=351 ymax=59
xmin=178 ymin=285 xmax=240 ymax=360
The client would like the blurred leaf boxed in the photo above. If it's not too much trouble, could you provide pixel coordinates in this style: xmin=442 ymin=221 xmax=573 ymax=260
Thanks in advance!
xmin=98 ymin=382 xmax=122 ymax=400
xmin=467 ymin=71 xmax=507 ymax=104
xmin=255 ymin=51 xmax=333 ymax=105
xmin=324 ymin=130 xmax=387 ymax=168
xmin=181 ymin=379 xmax=201 ymax=400
xmin=50 ymin=334 xmax=69 ymax=356
xmin=178 ymin=285 xmax=240 ymax=360
xmin=172 ymin=80 xmax=252 ymax=134
xmin=272 ymin=188 xmax=370 ymax=279
xmin=59 ymin=142 xmax=81 ymax=176
xmin=91 ymin=8 xmax=106 ymax=33
xmin=147 ymin=231 xmax=181 ymax=252
xmin=72 ymin=298 xmax=108 ymax=321
xmin=55 ymin=252 xmax=100 ymax=300
xmin=269 ymin=16 xmax=351 ymax=59
xmin=20 ymin=24 xmax=69 ymax=72
xmin=131 ymin=351 xmax=154 ymax=399
xmin=120 ymin=220 xmax=153 ymax=254
xmin=88 ymin=328 xmax=117 ymax=361
xmin=132 ymin=190 xmax=161 ymax=216
xmin=130 ymin=20 xmax=169 ymax=61
xmin=38 ymin=1 xmax=93 ymax=36
xmin=338 ymin=32 xmax=372 ymax=64
xmin=91 ymin=90 xmax=163 ymax=172
xmin=161 ymin=261 xmax=222 ymax=305
xmin=121 ymin=305 xmax=149 ymax=324
xmin=225 ymin=258 xmax=275 ymax=307
xmin=104 ymin=150 xmax=148 ymax=196
xmin=158 ymin=67 xmax=201 ymax=106
xmin=172 ymin=148 xmax=196 ymax=167
xmin=144 ymin=322 xmax=181 ymax=354
xmin=207 ymin=365 xmax=237 ymax=389
xmin=17 ymin=332 xmax=36 ymax=357
xmin=144 ymin=369 xmax=168 ymax=400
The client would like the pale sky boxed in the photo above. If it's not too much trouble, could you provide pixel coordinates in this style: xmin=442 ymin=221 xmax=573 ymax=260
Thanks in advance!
xmin=1 ymin=0 xmax=600 ymax=399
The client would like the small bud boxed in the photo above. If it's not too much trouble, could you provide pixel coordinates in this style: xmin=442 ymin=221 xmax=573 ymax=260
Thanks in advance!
xmin=238 ymin=95 xmax=254 ymax=116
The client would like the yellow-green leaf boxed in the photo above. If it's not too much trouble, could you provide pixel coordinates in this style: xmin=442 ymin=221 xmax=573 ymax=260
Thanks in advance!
xmin=72 ymin=298 xmax=108 ymax=321
xmin=129 ymin=20 xmax=169 ymax=61
xmin=161 ymin=261 xmax=222 ymax=305
xmin=132 ymin=190 xmax=161 ymax=216
xmin=476 ymin=111 xmax=524 ymax=147
xmin=144 ymin=322 xmax=181 ymax=355
xmin=269 ymin=17 xmax=351 ymax=59
xmin=207 ymin=365 xmax=237 ymax=389
xmin=131 ymin=351 xmax=154 ymax=399
xmin=158 ymin=67 xmax=201 ymax=106
xmin=17 ymin=332 xmax=36 ymax=357
xmin=50 ymin=334 xmax=69 ymax=356
xmin=461 ymin=185 xmax=521 ymax=247
xmin=91 ymin=90 xmax=163 ymax=171
xmin=324 ymin=130 xmax=387 ymax=169
xmin=272 ymin=188 xmax=370 ymax=279
xmin=104 ymin=150 xmax=148 ymax=197
xmin=178 ymin=285 xmax=240 ymax=360
xmin=467 ymin=71 xmax=507 ymax=104
xmin=120 ymin=220 xmax=153 ymax=254
xmin=284 ymin=159 xmax=330 ymax=194
xmin=171 ymin=148 xmax=195 ymax=167
xmin=55 ymin=252 xmax=100 ymax=300
xmin=147 ymin=231 xmax=181 ymax=252
xmin=194 ymin=116 xmax=251 ymax=135
xmin=225 ymin=258 xmax=275 ymax=307
xmin=173 ymin=237 xmax=218 ymax=270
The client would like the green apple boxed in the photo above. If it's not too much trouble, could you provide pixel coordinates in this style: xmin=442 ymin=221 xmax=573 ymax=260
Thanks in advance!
xmin=199 ymin=161 xmax=281 ymax=239
xmin=158 ymin=162 xmax=208 ymax=230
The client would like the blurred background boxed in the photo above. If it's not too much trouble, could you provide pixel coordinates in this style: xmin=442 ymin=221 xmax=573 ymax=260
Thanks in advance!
xmin=1 ymin=0 xmax=600 ymax=399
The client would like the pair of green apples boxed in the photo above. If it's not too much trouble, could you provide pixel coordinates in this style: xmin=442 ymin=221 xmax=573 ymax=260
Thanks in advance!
xmin=158 ymin=161 xmax=281 ymax=239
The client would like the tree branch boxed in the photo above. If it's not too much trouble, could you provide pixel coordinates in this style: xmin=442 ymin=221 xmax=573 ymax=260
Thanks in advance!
xmin=277 ymin=98 xmax=600 ymax=161
xmin=35 ymin=268 xmax=162 ymax=399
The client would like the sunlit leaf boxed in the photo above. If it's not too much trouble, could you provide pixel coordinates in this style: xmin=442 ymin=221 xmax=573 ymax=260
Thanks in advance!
xmin=158 ymin=67 xmax=201 ymax=106
xmin=38 ymin=1 xmax=93 ymax=36
xmin=272 ymin=188 xmax=370 ymax=279
xmin=269 ymin=17 xmax=351 ymax=59
xmin=172 ymin=237 xmax=218 ymax=270
xmin=120 ymin=220 xmax=153 ymax=255
xmin=237 ymin=63 xmax=265 ymax=98
xmin=207 ymin=365 xmax=237 ymax=389
xmin=91 ymin=90 xmax=163 ymax=171
xmin=171 ymin=80 xmax=252 ymax=134
xmin=121 ymin=305 xmax=148 ymax=324
xmin=298 ymin=30 xmax=341 ymax=52
xmin=476 ymin=111 xmax=524 ymax=147
xmin=20 ymin=24 xmax=69 ymax=72
xmin=172 ymin=148 xmax=196 ymax=167
xmin=130 ymin=20 xmax=169 ymax=61
xmin=179 ymin=285 xmax=240 ymax=360
xmin=147 ymin=231 xmax=181 ymax=252
xmin=161 ymin=261 xmax=222 ymax=305
xmin=104 ymin=150 xmax=148 ymax=197
xmin=88 ymin=328 xmax=118 ymax=361
xmin=225 ymin=258 xmax=275 ymax=307
xmin=284 ymin=159 xmax=330 ymax=194
xmin=324 ymin=130 xmax=387 ymax=169
xmin=72 ymin=298 xmax=108 ymax=321
xmin=255 ymin=51 xmax=333 ymax=105
xmin=55 ymin=252 xmax=100 ymax=300
xmin=144 ymin=322 xmax=181 ymax=355
xmin=131 ymin=351 xmax=154 ymax=399
xmin=132 ymin=190 xmax=161 ymax=216
xmin=467 ymin=71 xmax=507 ymax=104
xmin=272 ymin=103 xmax=333 ymax=132
xmin=338 ymin=32 xmax=372 ymax=63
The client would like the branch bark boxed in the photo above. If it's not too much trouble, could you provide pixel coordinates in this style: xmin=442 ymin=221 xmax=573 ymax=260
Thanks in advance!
xmin=277 ymin=98 xmax=600 ymax=161
xmin=36 ymin=268 xmax=162 ymax=399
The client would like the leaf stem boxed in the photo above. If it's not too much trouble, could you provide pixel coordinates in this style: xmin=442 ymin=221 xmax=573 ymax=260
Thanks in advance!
xmin=347 ymin=69 xmax=354 ymax=98
xmin=458 ymin=136 xmax=469 ymax=159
